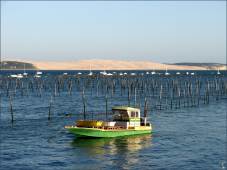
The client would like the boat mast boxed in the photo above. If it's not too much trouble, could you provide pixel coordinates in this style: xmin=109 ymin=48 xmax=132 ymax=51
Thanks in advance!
xmin=217 ymin=67 xmax=220 ymax=75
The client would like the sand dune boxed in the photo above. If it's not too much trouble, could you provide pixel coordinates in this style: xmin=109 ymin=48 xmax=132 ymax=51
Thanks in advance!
xmin=29 ymin=59 xmax=210 ymax=70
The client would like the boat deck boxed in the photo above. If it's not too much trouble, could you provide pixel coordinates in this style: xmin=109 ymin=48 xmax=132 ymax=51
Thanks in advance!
xmin=65 ymin=125 xmax=151 ymax=131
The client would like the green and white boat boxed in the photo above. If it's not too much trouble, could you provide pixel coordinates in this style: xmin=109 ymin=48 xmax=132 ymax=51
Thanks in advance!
xmin=65 ymin=106 xmax=152 ymax=138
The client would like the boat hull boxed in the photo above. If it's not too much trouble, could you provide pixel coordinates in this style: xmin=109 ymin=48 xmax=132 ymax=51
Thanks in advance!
xmin=66 ymin=126 xmax=152 ymax=138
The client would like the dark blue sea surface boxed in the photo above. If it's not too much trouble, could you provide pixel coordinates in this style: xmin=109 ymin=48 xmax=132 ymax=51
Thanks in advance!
xmin=0 ymin=70 xmax=226 ymax=170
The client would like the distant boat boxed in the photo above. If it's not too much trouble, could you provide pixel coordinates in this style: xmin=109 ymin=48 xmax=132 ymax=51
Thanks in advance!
xmin=17 ymin=74 xmax=23 ymax=79
xmin=10 ymin=74 xmax=23 ymax=78
xmin=119 ymin=72 xmax=123 ymax=76
xmin=191 ymin=72 xmax=195 ymax=75
xmin=106 ymin=73 xmax=113 ymax=76
xmin=176 ymin=72 xmax=181 ymax=75
xmin=151 ymin=66 xmax=156 ymax=75
xmin=88 ymin=64 xmax=93 ymax=76
xmin=10 ymin=74 xmax=18 ymax=78
xmin=217 ymin=68 xmax=221 ymax=75
xmin=100 ymin=65 xmax=107 ymax=75
xmin=186 ymin=72 xmax=189 ymax=75
xmin=100 ymin=70 xmax=107 ymax=75
xmin=131 ymin=73 xmax=136 ymax=76
xmin=63 ymin=72 xmax=68 ymax=75
xmin=34 ymin=71 xmax=42 ymax=78
xmin=34 ymin=74 xmax=41 ymax=78
xmin=23 ymin=64 xmax=28 ymax=76
xmin=77 ymin=72 xmax=82 ymax=75
xmin=165 ymin=67 xmax=170 ymax=76
xmin=123 ymin=72 xmax=127 ymax=75
xmin=23 ymin=72 xmax=28 ymax=76
xmin=146 ymin=72 xmax=149 ymax=75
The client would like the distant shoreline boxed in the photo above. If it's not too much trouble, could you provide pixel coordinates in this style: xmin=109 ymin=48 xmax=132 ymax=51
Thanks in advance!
xmin=1 ymin=59 xmax=226 ymax=71
xmin=0 ymin=68 xmax=225 ymax=71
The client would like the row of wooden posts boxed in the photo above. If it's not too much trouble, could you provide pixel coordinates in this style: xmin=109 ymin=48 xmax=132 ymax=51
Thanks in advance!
xmin=0 ymin=74 xmax=226 ymax=123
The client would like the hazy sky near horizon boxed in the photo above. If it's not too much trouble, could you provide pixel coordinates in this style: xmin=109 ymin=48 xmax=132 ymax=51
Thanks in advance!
xmin=1 ymin=1 xmax=226 ymax=63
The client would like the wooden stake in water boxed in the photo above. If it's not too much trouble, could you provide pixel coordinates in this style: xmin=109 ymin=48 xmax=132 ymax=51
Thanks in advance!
xmin=48 ymin=96 xmax=53 ymax=120
xmin=0 ymin=94 xmax=1 ymax=114
xmin=9 ymin=95 xmax=14 ymax=123
xmin=82 ymin=88 xmax=86 ymax=120
xmin=134 ymin=87 xmax=137 ymax=107
xmin=68 ymin=80 xmax=72 ymax=96
xmin=144 ymin=97 xmax=148 ymax=125
xmin=128 ymin=85 xmax=131 ymax=106
xmin=105 ymin=94 xmax=108 ymax=121
xmin=54 ymin=83 xmax=57 ymax=97
xmin=159 ymin=85 xmax=163 ymax=110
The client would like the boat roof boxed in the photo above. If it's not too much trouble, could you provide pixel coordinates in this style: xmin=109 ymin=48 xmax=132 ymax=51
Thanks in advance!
xmin=112 ymin=106 xmax=140 ymax=112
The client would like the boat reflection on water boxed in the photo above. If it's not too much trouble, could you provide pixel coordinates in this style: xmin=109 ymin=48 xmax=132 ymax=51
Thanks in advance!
xmin=71 ymin=134 xmax=152 ymax=154
xmin=71 ymin=134 xmax=152 ymax=168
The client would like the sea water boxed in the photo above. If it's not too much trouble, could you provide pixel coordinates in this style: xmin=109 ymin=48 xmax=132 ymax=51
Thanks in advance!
xmin=0 ymin=70 xmax=226 ymax=170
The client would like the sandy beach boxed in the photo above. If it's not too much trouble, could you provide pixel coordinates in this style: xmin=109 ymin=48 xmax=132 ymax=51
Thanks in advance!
xmin=29 ymin=59 xmax=211 ymax=70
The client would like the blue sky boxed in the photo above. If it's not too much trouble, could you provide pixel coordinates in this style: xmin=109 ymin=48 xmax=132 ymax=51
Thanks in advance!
xmin=1 ymin=1 xmax=226 ymax=63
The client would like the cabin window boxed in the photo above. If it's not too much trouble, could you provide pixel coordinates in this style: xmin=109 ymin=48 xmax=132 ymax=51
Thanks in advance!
xmin=113 ymin=110 xmax=129 ymax=121
xmin=131 ymin=111 xmax=135 ymax=117
xmin=131 ymin=111 xmax=139 ymax=118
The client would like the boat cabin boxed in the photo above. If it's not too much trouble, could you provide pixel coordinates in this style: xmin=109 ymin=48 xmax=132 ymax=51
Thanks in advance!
xmin=111 ymin=106 xmax=141 ymax=128
xmin=75 ymin=106 xmax=150 ymax=130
